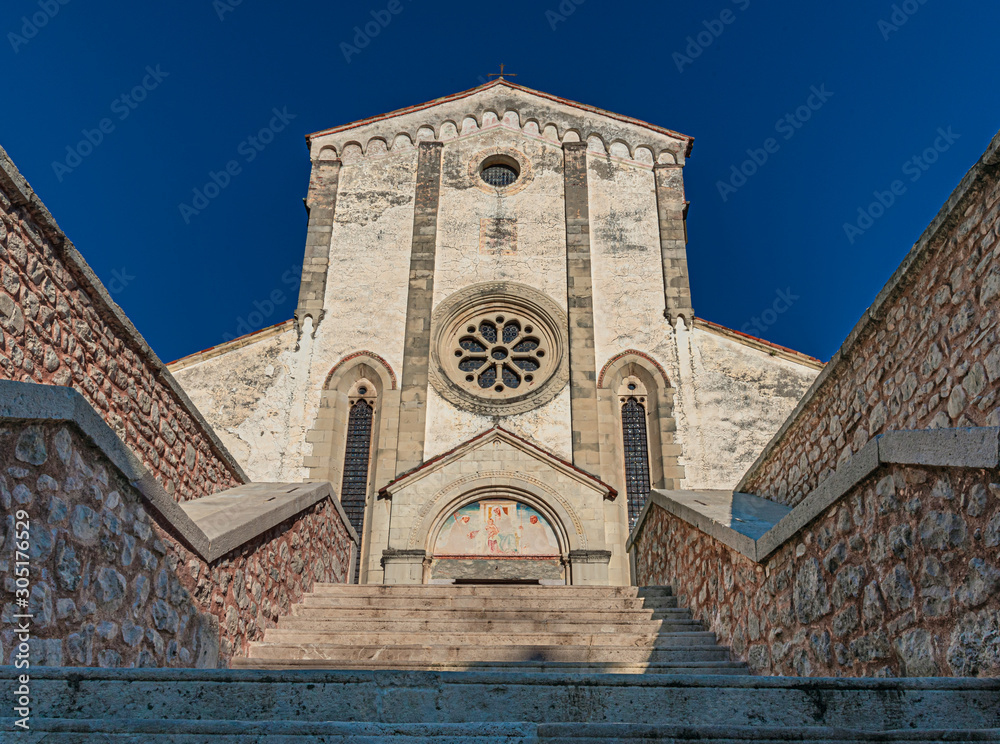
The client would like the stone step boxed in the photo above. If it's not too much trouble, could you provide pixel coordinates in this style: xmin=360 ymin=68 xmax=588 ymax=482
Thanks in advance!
xmin=230 ymin=659 xmax=751 ymax=674
xmin=308 ymin=584 xmax=672 ymax=598
xmin=259 ymin=629 xmax=718 ymax=647
xmin=244 ymin=642 xmax=732 ymax=664
xmin=288 ymin=605 xmax=689 ymax=622
xmin=297 ymin=595 xmax=679 ymax=610
xmin=275 ymin=617 xmax=705 ymax=634
xmin=14 ymin=719 xmax=999 ymax=742
xmin=13 ymin=668 xmax=999 ymax=733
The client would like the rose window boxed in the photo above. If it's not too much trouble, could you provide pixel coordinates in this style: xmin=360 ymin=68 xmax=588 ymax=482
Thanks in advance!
xmin=430 ymin=282 xmax=568 ymax=415
xmin=453 ymin=315 xmax=545 ymax=394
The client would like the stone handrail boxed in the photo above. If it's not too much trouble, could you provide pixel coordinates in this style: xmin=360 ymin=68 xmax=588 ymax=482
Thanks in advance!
xmin=629 ymin=426 xmax=1000 ymax=563
xmin=1 ymin=379 xmax=357 ymax=562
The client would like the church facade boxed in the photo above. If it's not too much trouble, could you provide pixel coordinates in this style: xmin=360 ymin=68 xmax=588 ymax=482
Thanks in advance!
xmin=169 ymin=79 xmax=822 ymax=586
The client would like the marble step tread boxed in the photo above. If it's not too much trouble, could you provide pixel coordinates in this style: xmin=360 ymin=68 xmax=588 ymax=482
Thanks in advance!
xmin=275 ymin=618 xmax=704 ymax=633
xmin=309 ymin=585 xmax=672 ymax=597
xmin=229 ymin=658 xmax=749 ymax=674
xmin=245 ymin=643 xmax=732 ymax=663
xmin=13 ymin=719 xmax=990 ymax=742
xmin=288 ymin=607 xmax=691 ymax=622
xmin=297 ymin=596 xmax=679 ymax=610
xmin=259 ymin=630 xmax=718 ymax=647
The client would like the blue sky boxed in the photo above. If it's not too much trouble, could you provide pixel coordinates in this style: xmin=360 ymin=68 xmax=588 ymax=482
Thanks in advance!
xmin=2 ymin=0 xmax=998 ymax=364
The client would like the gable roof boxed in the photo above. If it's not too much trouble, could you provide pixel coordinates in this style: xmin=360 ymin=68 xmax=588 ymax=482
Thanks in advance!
xmin=378 ymin=425 xmax=617 ymax=500
xmin=307 ymin=78 xmax=693 ymax=163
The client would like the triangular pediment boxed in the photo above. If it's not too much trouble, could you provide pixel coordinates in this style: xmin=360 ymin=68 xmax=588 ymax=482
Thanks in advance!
xmin=308 ymin=79 xmax=691 ymax=166
xmin=378 ymin=426 xmax=615 ymax=500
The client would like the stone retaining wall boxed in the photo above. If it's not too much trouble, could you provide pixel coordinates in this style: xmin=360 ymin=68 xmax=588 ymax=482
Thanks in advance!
xmin=0 ymin=146 xmax=245 ymax=502
xmin=633 ymin=464 xmax=1000 ymax=677
xmin=738 ymin=134 xmax=1000 ymax=506
xmin=2 ymin=421 xmax=354 ymax=668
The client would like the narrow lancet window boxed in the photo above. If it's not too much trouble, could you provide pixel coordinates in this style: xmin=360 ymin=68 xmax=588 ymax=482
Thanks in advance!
xmin=341 ymin=398 xmax=374 ymax=582
xmin=621 ymin=397 xmax=652 ymax=529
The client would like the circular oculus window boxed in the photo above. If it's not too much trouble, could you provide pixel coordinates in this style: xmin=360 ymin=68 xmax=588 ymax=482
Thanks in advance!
xmin=429 ymin=283 xmax=568 ymax=415
xmin=469 ymin=148 xmax=533 ymax=196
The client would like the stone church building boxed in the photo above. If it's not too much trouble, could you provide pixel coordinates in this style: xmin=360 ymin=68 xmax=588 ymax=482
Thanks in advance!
xmin=169 ymin=79 xmax=822 ymax=587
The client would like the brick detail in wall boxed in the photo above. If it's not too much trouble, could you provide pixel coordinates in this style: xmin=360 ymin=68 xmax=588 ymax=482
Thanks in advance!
xmin=2 ymin=422 xmax=355 ymax=668
xmin=563 ymin=142 xmax=601 ymax=472
xmin=654 ymin=163 xmax=693 ymax=325
xmin=634 ymin=465 xmax=1000 ymax=677
xmin=0 ymin=162 xmax=243 ymax=502
xmin=395 ymin=141 xmax=444 ymax=476
xmin=741 ymin=147 xmax=1000 ymax=507
xmin=294 ymin=157 xmax=342 ymax=335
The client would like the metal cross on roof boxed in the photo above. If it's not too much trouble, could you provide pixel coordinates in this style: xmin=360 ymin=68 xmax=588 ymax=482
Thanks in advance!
xmin=488 ymin=63 xmax=517 ymax=80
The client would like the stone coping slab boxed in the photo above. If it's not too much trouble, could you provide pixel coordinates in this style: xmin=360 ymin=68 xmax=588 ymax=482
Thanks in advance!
xmin=629 ymin=427 xmax=1000 ymax=562
xmin=0 ymin=379 xmax=356 ymax=563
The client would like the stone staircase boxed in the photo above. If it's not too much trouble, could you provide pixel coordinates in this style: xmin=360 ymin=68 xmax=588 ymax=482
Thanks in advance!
xmin=9 ymin=584 xmax=999 ymax=741
xmin=233 ymin=583 xmax=747 ymax=675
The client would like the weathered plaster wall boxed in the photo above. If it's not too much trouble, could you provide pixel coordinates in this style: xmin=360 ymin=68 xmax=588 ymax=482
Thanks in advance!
xmin=740 ymin=135 xmax=1000 ymax=506
xmin=588 ymin=150 xmax=670 ymax=364
xmin=170 ymin=326 xmax=299 ymax=482
xmin=1 ymin=421 xmax=354 ymax=668
xmin=678 ymin=325 xmax=821 ymax=491
xmin=0 ymin=147 xmax=245 ymax=502
xmin=634 ymin=464 xmax=1000 ymax=677
xmin=424 ymin=123 xmax=572 ymax=461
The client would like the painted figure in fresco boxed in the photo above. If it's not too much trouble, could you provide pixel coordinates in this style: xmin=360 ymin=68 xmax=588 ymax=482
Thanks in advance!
xmin=521 ymin=512 xmax=558 ymax=554
xmin=486 ymin=517 xmax=500 ymax=553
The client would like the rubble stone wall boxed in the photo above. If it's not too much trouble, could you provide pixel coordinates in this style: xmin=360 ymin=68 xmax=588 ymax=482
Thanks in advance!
xmin=1 ymin=421 xmax=354 ymax=668
xmin=739 ymin=140 xmax=1000 ymax=506
xmin=634 ymin=464 xmax=1000 ymax=677
xmin=0 ymin=148 xmax=245 ymax=502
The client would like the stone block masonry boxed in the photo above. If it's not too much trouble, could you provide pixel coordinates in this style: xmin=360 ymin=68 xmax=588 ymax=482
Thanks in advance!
xmin=395 ymin=141 xmax=444 ymax=475
xmin=0 ymin=145 xmax=246 ymax=503
xmin=0 ymin=419 xmax=355 ymax=667
xmin=563 ymin=141 xmax=601 ymax=472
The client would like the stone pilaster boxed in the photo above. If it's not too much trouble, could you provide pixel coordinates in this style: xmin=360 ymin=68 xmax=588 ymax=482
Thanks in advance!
xmin=294 ymin=156 xmax=342 ymax=336
xmin=562 ymin=142 xmax=601 ymax=472
xmin=394 ymin=141 xmax=444 ymax=475
xmin=654 ymin=162 xmax=694 ymax=325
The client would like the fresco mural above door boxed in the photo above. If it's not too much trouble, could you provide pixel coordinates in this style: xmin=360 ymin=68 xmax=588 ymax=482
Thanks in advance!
xmin=434 ymin=500 xmax=560 ymax=558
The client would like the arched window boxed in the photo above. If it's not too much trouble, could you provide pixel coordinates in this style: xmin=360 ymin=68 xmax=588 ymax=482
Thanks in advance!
xmin=621 ymin=394 xmax=652 ymax=529
xmin=341 ymin=391 xmax=375 ymax=583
